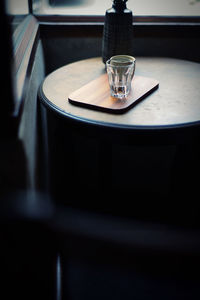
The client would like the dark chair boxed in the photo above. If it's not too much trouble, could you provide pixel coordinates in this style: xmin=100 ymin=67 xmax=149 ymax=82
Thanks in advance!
xmin=1 ymin=190 xmax=200 ymax=300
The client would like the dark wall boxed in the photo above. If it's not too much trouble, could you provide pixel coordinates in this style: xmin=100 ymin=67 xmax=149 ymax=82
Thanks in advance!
xmin=40 ymin=24 xmax=200 ymax=75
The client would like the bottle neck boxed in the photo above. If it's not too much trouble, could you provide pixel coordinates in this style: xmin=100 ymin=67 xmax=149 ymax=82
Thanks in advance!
xmin=112 ymin=0 xmax=127 ymax=11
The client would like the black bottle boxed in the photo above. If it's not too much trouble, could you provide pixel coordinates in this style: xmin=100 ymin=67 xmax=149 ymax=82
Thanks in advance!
xmin=102 ymin=0 xmax=133 ymax=64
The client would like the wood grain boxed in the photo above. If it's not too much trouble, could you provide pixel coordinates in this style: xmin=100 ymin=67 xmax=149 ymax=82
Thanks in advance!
xmin=68 ymin=74 xmax=159 ymax=114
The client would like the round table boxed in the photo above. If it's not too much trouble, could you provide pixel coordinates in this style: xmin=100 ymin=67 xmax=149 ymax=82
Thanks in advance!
xmin=40 ymin=57 xmax=200 ymax=131
xmin=39 ymin=57 xmax=200 ymax=218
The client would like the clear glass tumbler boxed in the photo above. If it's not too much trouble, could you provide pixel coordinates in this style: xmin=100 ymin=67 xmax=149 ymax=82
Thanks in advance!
xmin=106 ymin=55 xmax=136 ymax=99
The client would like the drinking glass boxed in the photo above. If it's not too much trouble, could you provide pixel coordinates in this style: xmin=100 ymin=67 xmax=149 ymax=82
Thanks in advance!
xmin=106 ymin=55 xmax=136 ymax=98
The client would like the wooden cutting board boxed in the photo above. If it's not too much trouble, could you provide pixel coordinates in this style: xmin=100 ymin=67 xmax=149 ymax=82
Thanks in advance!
xmin=68 ymin=74 xmax=159 ymax=114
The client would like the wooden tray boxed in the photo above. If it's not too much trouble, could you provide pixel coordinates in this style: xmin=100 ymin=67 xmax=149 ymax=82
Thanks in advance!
xmin=68 ymin=74 xmax=159 ymax=114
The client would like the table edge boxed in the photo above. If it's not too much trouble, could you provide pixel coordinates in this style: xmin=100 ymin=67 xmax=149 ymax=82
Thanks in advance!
xmin=38 ymin=83 xmax=200 ymax=131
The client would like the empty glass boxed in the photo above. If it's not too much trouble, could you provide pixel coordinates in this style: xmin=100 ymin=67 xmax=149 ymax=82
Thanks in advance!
xmin=106 ymin=55 xmax=136 ymax=98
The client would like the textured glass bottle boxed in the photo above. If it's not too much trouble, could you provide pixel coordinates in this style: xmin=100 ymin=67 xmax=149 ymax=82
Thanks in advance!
xmin=102 ymin=0 xmax=133 ymax=64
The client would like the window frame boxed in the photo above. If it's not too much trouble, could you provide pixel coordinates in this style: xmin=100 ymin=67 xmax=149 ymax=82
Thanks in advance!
xmin=5 ymin=0 xmax=40 ymax=135
xmin=32 ymin=0 xmax=200 ymax=25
